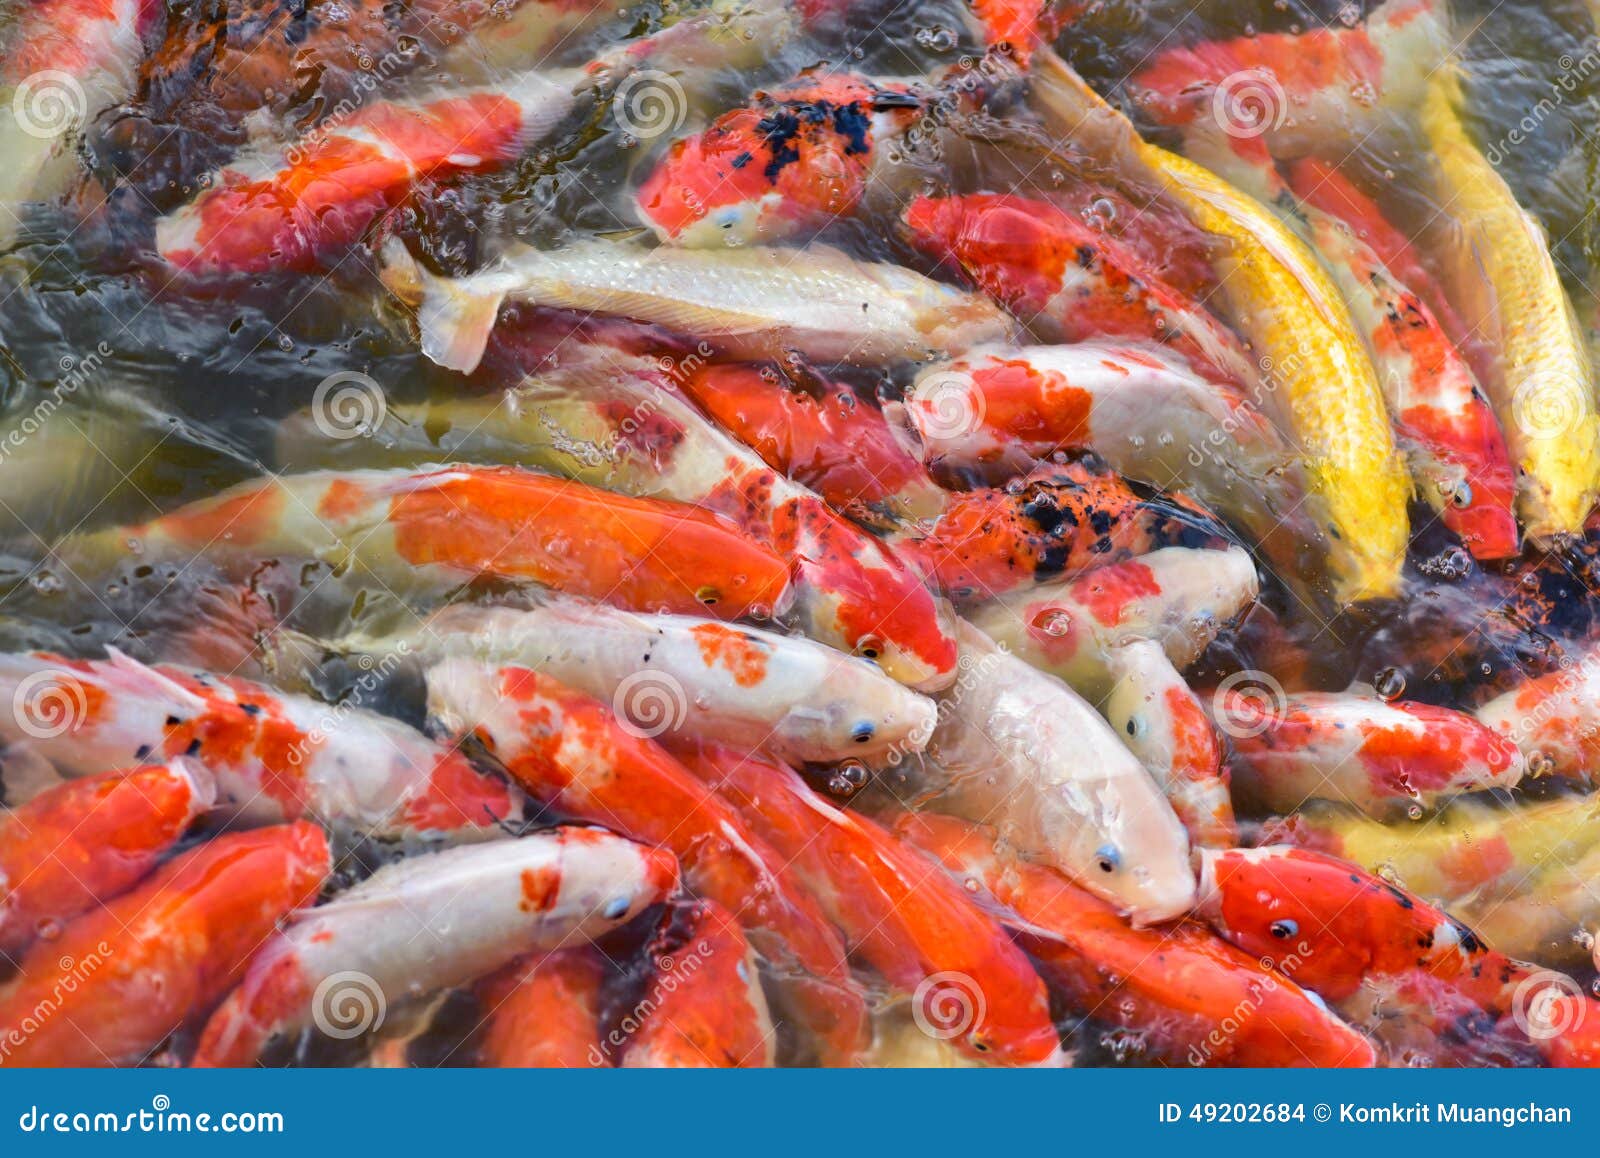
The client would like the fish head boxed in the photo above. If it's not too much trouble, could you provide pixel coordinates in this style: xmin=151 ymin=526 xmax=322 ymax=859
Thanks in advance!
xmin=1061 ymin=766 xmax=1197 ymax=926
xmin=1197 ymin=845 xmax=1475 ymax=1000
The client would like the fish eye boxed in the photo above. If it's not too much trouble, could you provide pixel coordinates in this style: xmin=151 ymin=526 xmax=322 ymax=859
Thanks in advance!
xmin=970 ymin=1038 xmax=991 ymax=1053
xmin=1094 ymin=845 xmax=1121 ymax=873
xmin=854 ymin=636 xmax=883 ymax=660
xmin=1451 ymin=482 xmax=1473 ymax=508
xmin=1269 ymin=919 xmax=1298 ymax=940
xmin=850 ymin=721 xmax=875 ymax=743
xmin=695 ymin=586 xmax=721 ymax=606
xmin=1124 ymin=715 xmax=1145 ymax=740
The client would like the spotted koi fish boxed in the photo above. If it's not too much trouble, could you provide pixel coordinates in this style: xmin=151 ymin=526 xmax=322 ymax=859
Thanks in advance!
xmin=0 ymin=650 xmax=517 ymax=838
xmin=424 ymin=659 xmax=869 ymax=1065
xmin=897 ymin=812 xmax=1377 ymax=1067
xmin=1199 ymin=845 xmax=1600 ymax=1066
xmin=0 ymin=822 xmax=329 ymax=1067
xmin=157 ymin=72 xmax=581 ymax=275
xmin=193 ymin=829 xmax=676 ymax=1066
xmin=60 ymin=466 xmax=794 ymax=622
xmin=682 ymin=743 xmax=1061 ymax=1065
xmin=1475 ymin=656 xmax=1600 ymax=784
xmin=0 ymin=760 xmax=214 ymax=956
xmin=1217 ymin=690 xmax=1524 ymax=817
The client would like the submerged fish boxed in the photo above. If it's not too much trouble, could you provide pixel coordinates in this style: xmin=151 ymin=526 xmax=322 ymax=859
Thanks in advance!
xmin=1029 ymin=49 xmax=1411 ymax=602
xmin=157 ymin=72 xmax=582 ymax=275
xmin=382 ymin=237 xmax=1012 ymax=374
xmin=917 ymin=621 xmax=1195 ymax=925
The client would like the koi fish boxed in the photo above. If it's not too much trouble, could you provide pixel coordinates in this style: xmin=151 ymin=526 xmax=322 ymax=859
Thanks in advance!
xmin=681 ymin=744 xmax=1060 ymax=1065
xmin=1102 ymin=640 xmax=1235 ymax=849
xmin=381 ymin=237 xmax=1012 ymax=375
xmin=193 ymin=828 xmax=675 ymax=1066
xmin=0 ymin=760 xmax=214 ymax=956
xmin=964 ymin=545 xmax=1259 ymax=704
xmin=903 ymin=194 xmax=1255 ymax=387
xmin=1217 ymin=690 xmax=1524 ymax=817
xmin=300 ymin=598 xmax=936 ymax=765
xmin=1420 ymin=65 xmax=1600 ymax=541
xmin=901 ymin=345 xmax=1320 ymax=579
xmin=0 ymin=650 xmax=516 ymax=838
xmin=60 ymin=466 xmax=793 ymax=622
xmin=0 ymin=0 xmax=159 ymax=241
xmin=424 ymin=659 xmax=869 ymax=1065
xmin=0 ymin=822 xmax=329 ymax=1067
xmin=1030 ymin=49 xmax=1411 ymax=602
xmin=157 ymin=72 xmax=581 ymax=275
xmin=620 ymin=900 xmax=776 ymax=1068
xmin=475 ymin=948 xmax=608 ymax=1068
xmin=1130 ymin=0 xmax=1446 ymax=156
xmin=899 ymin=463 xmax=1234 ymax=604
xmin=636 ymin=71 xmax=932 ymax=246
xmin=275 ymin=362 xmax=958 ymax=690
xmin=897 ymin=812 xmax=1377 ymax=1068
xmin=1198 ymin=845 xmax=1600 ymax=1066
xmin=677 ymin=362 xmax=947 ymax=524
xmin=917 ymin=622 xmax=1194 ymax=924
xmin=1475 ymin=656 xmax=1600 ymax=784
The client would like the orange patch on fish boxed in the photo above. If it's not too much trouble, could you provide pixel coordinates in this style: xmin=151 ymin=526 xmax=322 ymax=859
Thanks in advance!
xmin=689 ymin=623 xmax=770 ymax=687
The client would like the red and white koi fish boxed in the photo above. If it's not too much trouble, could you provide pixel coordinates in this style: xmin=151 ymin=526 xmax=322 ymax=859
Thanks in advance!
xmin=677 ymin=362 xmax=946 ymax=524
xmin=899 ymin=463 xmax=1233 ymax=605
xmin=0 ymin=822 xmax=329 ymax=1067
xmin=192 ymin=828 xmax=675 ymax=1066
xmin=0 ymin=0 xmax=160 ymax=240
xmin=424 ymin=660 xmax=869 ymax=1065
xmin=475 ymin=948 xmax=608 ymax=1068
xmin=157 ymin=72 xmax=581 ymax=276
xmin=0 ymin=760 xmax=214 ymax=956
xmin=1216 ymin=689 xmax=1524 ymax=817
xmin=897 ymin=812 xmax=1377 ymax=1067
xmin=321 ymin=599 xmax=936 ymax=765
xmin=62 ymin=466 xmax=793 ymax=622
xmin=0 ymin=650 xmax=516 ymax=838
xmin=1198 ymin=845 xmax=1600 ymax=1066
xmin=275 ymin=361 xmax=958 ymax=690
xmin=620 ymin=900 xmax=776 ymax=1068
xmin=965 ymin=545 xmax=1259 ymax=703
xmin=1475 ymin=656 xmax=1600 ymax=784
xmin=903 ymin=194 xmax=1255 ymax=388
xmin=636 ymin=71 xmax=931 ymax=246
xmin=682 ymin=744 xmax=1061 ymax=1065
xmin=901 ymin=345 xmax=1322 ymax=578
xmin=382 ymin=236 xmax=1011 ymax=375
xmin=1102 ymin=640 xmax=1235 ymax=850
xmin=1130 ymin=0 xmax=1446 ymax=156
xmin=919 ymin=622 xmax=1194 ymax=924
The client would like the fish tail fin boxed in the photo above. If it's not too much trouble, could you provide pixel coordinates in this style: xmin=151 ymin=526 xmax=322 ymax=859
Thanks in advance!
xmin=379 ymin=239 xmax=506 ymax=375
